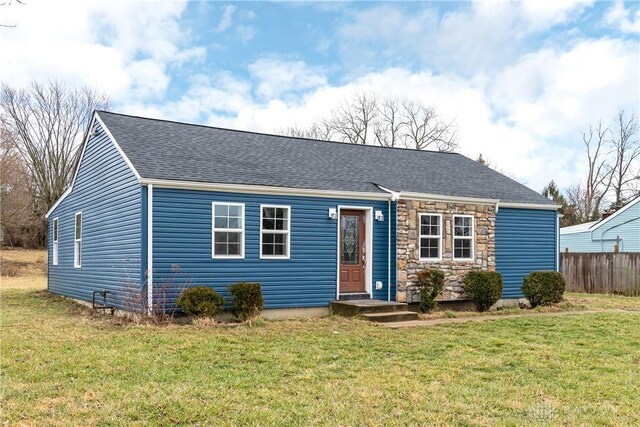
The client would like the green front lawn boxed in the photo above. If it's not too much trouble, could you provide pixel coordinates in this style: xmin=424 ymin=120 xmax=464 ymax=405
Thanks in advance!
xmin=1 ymin=251 xmax=640 ymax=426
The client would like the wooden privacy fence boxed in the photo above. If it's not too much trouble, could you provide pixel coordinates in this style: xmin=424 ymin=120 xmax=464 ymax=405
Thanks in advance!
xmin=561 ymin=252 xmax=640 ymax=296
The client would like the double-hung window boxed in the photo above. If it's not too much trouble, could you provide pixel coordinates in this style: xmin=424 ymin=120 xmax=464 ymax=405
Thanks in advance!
xmin=453 ymin=215 xmax=474 ymax=260
xmin=261 ymin=205 xmax=290 ymax=258
xmin=74 ymin=212 xmax=82 ymax=268
xmin=419 ymin=214 xmax=442 ymax=260
xmin=52 ymin=217 xmax=59 ymax=266
xmin=212 ymin=203 xmax=244 ymax=258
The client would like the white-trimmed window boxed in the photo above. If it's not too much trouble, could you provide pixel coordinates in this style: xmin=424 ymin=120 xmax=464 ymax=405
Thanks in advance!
xmin=74 ymin=212 xmax=82 ymax=268
xmin=453 ymin=215 xmax=474 ymax=260
xmin=260 ymin=205 xmax=290 ymax=259
xmin=212 ymin=202 xmax=244 ymax=258
xmin=419 ymin=214 xmax=442 ymax=260
xmin=52 ymin=217 xmax=59 ymax=266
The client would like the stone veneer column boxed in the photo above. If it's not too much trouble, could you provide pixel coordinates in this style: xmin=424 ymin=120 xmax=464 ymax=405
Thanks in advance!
xmin=396 ymin=200 xmax=496 ymax=302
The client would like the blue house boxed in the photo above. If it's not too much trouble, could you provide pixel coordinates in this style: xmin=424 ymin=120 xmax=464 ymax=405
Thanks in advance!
xmin=46 ymin=111 xmax=560 ymax=317
xmin=560 ymin=196 xmax=640 ymax=253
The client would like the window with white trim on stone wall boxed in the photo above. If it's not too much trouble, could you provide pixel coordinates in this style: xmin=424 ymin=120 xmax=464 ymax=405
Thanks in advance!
xmin=453 ymin=214 xmax=474 ymax=260
xmin=419 ymin=213 xmax=442 ymax=260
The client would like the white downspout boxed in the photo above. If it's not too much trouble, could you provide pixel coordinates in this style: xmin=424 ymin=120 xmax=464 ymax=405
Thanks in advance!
xmin=388 ymin=199 xmax=391 ymax=301
xmin=376 ymin=185 xmax=401 ymax=302
xmin=147 ymin=184 xmax=153 ymax=315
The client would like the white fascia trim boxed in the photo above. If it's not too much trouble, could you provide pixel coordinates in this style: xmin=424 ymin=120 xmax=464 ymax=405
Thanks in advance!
xmin=400 ymin=191 xmax=499 ymax=205
xmin=140 ymin=178 xmax=391 ymax=201
xmin=588 ymin=195 xmax=639 ymax=232
xmin=45 ymin=112 xmax=142 ymax=219
xmin=498 ymin=202 xmax=562 ymax=210
xmin=45 ymin=187 xmax=72 ymax=219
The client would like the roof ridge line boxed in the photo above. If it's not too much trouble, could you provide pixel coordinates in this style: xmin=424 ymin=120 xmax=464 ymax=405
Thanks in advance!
xmin=95 ymin=110 xmax=461 ymax=156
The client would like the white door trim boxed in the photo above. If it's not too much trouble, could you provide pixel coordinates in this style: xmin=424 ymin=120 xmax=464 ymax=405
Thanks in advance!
xmin=336 ymin=206 xmax=373 ymax=299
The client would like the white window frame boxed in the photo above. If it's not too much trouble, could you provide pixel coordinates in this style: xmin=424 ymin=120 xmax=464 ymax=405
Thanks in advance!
xmin=52 ymin=217 xmax=59 ymax=266
xmin=211 ymin=202 xmax=245 ymax=259
xmin=260 ymin=204 xmax=291 ymax=260
xmin=418 ymin=213 xmax=442 ymax=261
xmin=452 ymin=214 xmax=474 ymax=261
xmin=74 ymin=211 xmax=82 ymax=268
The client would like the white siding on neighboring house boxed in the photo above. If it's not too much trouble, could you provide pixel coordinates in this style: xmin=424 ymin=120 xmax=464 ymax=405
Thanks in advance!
xmin=560 ymin=197 xmax=640 ymax=253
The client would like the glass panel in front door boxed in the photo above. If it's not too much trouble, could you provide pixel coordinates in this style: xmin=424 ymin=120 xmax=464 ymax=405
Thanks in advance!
xmin=341 ymin=215 xmax=359 ymax=265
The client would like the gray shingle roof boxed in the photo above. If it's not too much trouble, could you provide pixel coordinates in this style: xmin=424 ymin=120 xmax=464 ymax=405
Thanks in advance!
xmin=97 ymin=111 xmax=555 ymax=205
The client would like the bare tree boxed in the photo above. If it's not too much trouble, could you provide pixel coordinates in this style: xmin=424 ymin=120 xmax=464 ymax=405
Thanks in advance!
xmin=275 ymin=121 xmax=335 ymax=141
xmin=0 ymin=121 xmax=43 ymax=247
xmin=324 ymin=92 xmax=377 ymax=145
xmin=277 ymin=91 xmax=458 ymax=152
xmin=0 ymin=81 xmax=109 ymax=217
xmin=373 ymin=97 xmax=402 ymax=147
xmin=609 ymin=110 xmax=640 ymax=208
xmin=569 ymin=121 xmax=614 ymax=222
xmin=402 ymin=100 xmax=457 ymax=151
xmin=1 ymin=0 xmax=25 ymax=28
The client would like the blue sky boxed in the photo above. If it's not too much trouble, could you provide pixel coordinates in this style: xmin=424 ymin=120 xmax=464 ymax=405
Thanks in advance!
xmin=2 ymin=0 xmax=639 ymax=192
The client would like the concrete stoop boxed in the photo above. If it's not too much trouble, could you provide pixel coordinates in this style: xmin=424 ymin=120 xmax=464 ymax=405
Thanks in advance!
xmin=330 ymin=300 xmax=419 ymax=323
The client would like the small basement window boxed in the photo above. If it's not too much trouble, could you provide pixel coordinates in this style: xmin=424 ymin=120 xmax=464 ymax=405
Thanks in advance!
xmin=453 ymin=215 xmax=473 ymax=260
xmin=212 ymin=202 xmax=244 ymax=258
xmin=53 ymin=217 xmax=59 ymax=266
xmin=419 ymin=214 xmax=442 ymax=260
xmin=260 ymin=205 xmax=290 ymax=258
xmin=74 ymin=212 xmax=82 ymax=268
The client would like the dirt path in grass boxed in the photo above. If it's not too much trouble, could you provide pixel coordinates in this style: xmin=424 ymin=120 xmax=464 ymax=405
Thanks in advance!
xmin=384 ymin=309 xmax=640 ymax=328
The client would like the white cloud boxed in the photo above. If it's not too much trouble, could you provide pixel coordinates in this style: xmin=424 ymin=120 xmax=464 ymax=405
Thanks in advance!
xmin=248 ymin=58 xmax=327 ymax=99
xmin=1 ymin=0 xmax=636 ymax=195
xmin=237 ymin=25 xmax=255 ymax=43
xmin=337 ymin=0 xmax=596 ymax=73
xmin=217 ymin=5 xmax=236 ymax=33
xmin=0 ymin=0 xmax=201 ymax=104
xmin=140 ymin=29 xmax=637 ymax=192
xmin=604 ymin=0 xmax=640 ymax=34
xmin=490 ymin=38 xmax=640 ymax=139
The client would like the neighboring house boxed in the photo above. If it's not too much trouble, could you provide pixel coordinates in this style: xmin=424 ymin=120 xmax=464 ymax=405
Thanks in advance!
xmin=560 ymin=196 xmax=640 ymax=253
xmin=46 ymin=111 xmax=560 ymax=316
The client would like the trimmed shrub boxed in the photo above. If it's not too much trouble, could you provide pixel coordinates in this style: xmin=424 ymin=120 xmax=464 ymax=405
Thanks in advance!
xmin=522 ymin=271 xmax=565 ymax=307
xmin=463 ymin=271 xmax=503 ymax=312
xmin=228 ymin=282 xmax=264 ymax=321
xmin=416 ymin=269 xmax=444 ymax=313
xmin=176 ymin=286 xmax=224 ymax=317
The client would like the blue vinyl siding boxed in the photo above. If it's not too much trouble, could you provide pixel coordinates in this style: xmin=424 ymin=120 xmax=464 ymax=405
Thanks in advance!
xmin=560 ymin=200 xmax=639 ymax=252
xmin=47 ymin=121 xmax=141 ymax=310
xmin=495 ymin=208 xmax=558 ymax=298
xmin=152 ymin=188 xmax=395 ymax=309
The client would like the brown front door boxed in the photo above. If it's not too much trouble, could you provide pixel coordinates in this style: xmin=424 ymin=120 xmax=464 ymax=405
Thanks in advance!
xmin=339 ymin=210 xmax=366 ymax=293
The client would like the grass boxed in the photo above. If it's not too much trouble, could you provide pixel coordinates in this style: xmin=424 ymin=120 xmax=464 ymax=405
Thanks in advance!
xmin=2 ymin=250 xmax=640 ymax=426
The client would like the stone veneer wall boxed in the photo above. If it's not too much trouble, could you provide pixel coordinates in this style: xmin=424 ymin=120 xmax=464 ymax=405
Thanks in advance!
xmin=396 ymin=200 xmax=496 ymax=302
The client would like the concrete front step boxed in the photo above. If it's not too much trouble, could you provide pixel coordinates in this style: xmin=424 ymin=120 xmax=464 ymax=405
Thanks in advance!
xmin=362 ymin=311 xmax=420 ymax=323
xmin=330 ymin=299 xmax=409 ymax=317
